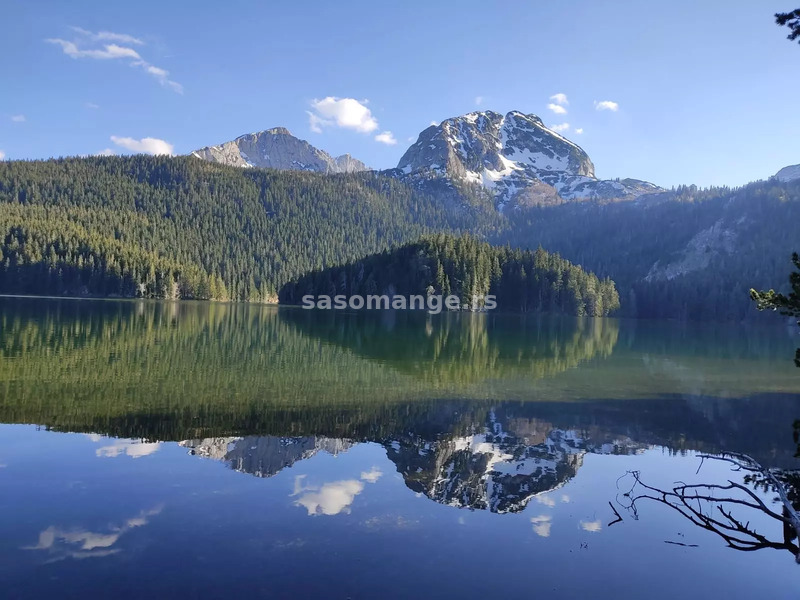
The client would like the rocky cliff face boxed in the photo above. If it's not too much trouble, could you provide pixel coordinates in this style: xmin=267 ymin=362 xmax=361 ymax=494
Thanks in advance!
xmin=395 ymin=110 xmax=661 ymax=208
xmin=191 ymin=127 xmax=368 ymax=174
xmin=190 ymin=112 xmax=661 ymax=208
xmin=775 ymin=164 xmax=800 ymax=183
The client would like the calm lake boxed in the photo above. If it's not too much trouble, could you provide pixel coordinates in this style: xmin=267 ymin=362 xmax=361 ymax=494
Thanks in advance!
xmin=1 ymin=297 xmax=799 ymax=599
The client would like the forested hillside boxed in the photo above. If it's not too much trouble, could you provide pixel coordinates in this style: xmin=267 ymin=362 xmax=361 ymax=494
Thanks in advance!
xmin=280 ymin=234 xmax=620 ymax=316
xmin=0 ymin=155 xmax=797 ymax=319
xmin=501 ymin=179 xmax=800 ymax=320
xmin=0 ymin=156 xmax=497 ymax=300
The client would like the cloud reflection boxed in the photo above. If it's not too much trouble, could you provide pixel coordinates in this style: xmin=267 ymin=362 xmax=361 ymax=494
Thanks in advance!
xmin=580 ymin=519 xmax=602 ymax=532
xmin=530 ymin=515 xmax=552 ymax=537
xmin=535 ymin=494 xmax=556 ymax=508
xmin=293 ymin=467 xmax=383 ymax=516
xmin=86 ymin=434 xmax=160 ymax=458
xmin=360 ymin=467 xmax=383 ymax=483
xmin=24 ymin=506 xmax=163 ymax=562
xmin=295 ymin=479 xmax=365 ymax=516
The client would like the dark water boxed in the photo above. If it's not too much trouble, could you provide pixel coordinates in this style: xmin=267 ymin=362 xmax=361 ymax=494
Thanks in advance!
xmin=0 ymin=297 xmax=799 ymax=599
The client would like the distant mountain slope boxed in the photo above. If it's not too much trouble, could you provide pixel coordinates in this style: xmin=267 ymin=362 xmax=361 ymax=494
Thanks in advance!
xmin=393 ymin=110 xmax=662 ymax=208
xmin=501 ymin=178 xmax=800 ymax=320
xmin=192 ymin=127 xmax=368 ymax=173
xmin=775 ymin=163 xmax=800 ymax=183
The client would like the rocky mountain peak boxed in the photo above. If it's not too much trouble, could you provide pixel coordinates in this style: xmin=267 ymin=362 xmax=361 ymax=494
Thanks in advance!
xmin=262 ymin=126 xmax=292 ymax=136
xmin=397 ymin=109 xmax=659 ymax=208
xmin=192 ymin=128 xmax=368 ymax=174
xmin=774 ymin=164 xmax=800 ymax=183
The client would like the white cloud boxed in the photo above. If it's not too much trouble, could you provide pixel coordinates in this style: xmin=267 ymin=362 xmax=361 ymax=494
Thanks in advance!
xmin=308 ymin=112 xmax=324 ymax=134
xmin=132 ymin=61 xmax=183 ymax=93
xmin=550 ymin=123 xmax=570 ymax=133
xmin=46 ymin=28 xmax=182 ymax=93
xmin=46 ymin=39 xmax=141 ymax=60
xmin=374 ymin=131 xmax=397 ymax=145
xmin=85 ymin=102 xmax=100 ymax=109
xmin=110 ymin=136 xmax=174 ymax=156
xmin=475 ymin=95 xmax=484 ymax=106
xmin=11 ymin=114 xmax=26 ymax=123
xmin=430 ymin=120 xmax=439 ymax=127
xmin=574 ymin=128 xmax=584 ymax=135
xmin=0 ymin=151 xmax=5 ymax=160
xmin=580 ymin=519 xmax=603 ymax=532
xmin=69 ymin=27 xmax=144 ymax=45
xmin=547 ymin=103 xmax=567 ymax=115
xmin=95 ymin=148 xmax=116 ymax=156
xmin=595 ymin=100 xmax=619 ymax=112
xmin=530 ymin=515 xmax=552 ymax=537
xmin=549 ymin=93 xmax=569 ymax=106
xmin=307 ymin=97 xmax=379 ymax=134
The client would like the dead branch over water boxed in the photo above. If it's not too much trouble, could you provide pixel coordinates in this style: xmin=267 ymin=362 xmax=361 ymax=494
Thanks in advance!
xmin=616 ymin=452 xmax=800 ymax=562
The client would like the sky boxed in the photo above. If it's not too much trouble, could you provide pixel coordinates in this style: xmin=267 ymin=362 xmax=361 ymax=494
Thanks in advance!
xmin=1 ymin=0 xmax=799 ymax=188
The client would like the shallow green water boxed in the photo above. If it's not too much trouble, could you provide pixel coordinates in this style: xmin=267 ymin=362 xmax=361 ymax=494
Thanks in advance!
xmin=1 ymin=297 xmax=799 ymax=599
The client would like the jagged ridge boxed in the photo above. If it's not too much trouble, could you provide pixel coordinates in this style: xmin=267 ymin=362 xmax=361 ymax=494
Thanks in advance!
xmin=396 ymin=110 xmax=662 ymax=208
xmin=192 ymin=127 xmax=369 ymax=174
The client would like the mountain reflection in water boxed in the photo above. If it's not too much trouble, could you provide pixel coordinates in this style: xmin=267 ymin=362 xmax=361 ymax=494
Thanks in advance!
xmin=179 ymin=408 xmax=648 ymax=514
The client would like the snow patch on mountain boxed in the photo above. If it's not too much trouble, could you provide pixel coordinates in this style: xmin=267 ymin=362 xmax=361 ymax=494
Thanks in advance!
xmin=397 ymin=110 xmax=662 ymax=208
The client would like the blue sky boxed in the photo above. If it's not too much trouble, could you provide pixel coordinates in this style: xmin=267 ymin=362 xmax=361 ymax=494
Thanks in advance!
xmin=1 ymin=0 xmax=798 ymax=187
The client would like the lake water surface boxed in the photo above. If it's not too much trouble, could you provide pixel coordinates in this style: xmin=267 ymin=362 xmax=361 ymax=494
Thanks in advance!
xmin=1 ymin=297 xmax=799 ymax=599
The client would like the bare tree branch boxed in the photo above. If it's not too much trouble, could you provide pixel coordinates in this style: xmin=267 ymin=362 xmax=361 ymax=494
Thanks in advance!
xmin=617 ymin=453 xmax=800 ymax=563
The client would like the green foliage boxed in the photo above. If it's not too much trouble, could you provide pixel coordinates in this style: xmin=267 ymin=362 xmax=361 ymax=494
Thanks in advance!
xmin=0 ymin=156 xmax=498 ymax=301
xmin=751 ymin=252 xmax=800 ymax=367
xmin=776 ymin=9 xmax=800 ymax=43
xmin=751 ymin=253 xmax=800 ymax=318
xmin=1 ymin=155 xmax=798 ymax=320
xmin=501 ymin=180 xmax=800 ymax=320
xmin=280 ymin=233 xmax=620 ymax=316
